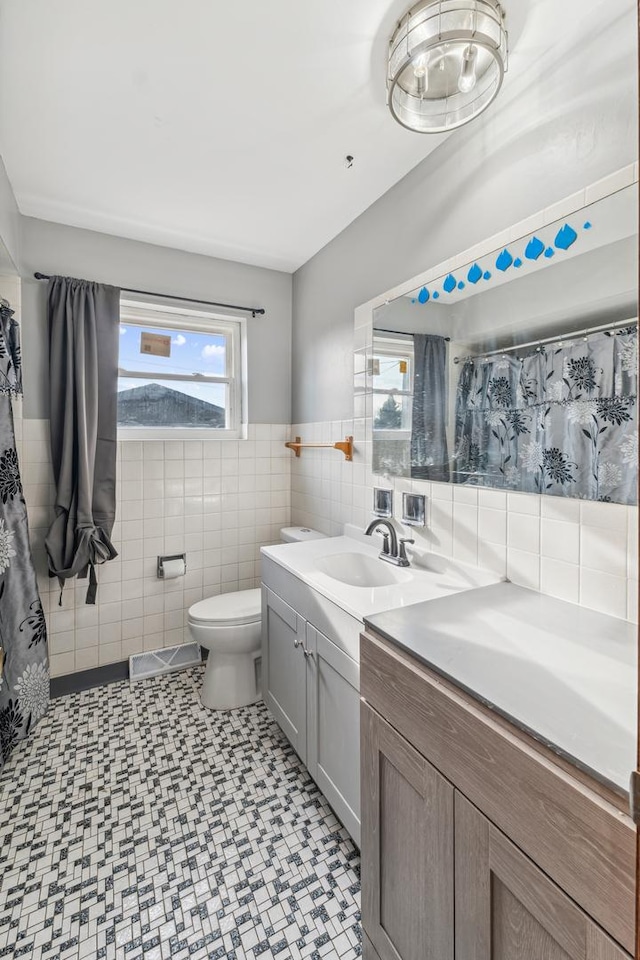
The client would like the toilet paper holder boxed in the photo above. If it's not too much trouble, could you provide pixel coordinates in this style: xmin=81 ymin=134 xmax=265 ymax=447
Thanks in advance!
xmin=157 ymin=553 xmax=187 ymax=579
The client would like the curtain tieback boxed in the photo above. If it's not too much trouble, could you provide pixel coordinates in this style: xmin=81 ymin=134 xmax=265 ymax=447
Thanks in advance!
xmin=53 ymin=523 xmax=118 ymax=606
xmin=78 ymin=525 xmax=118 ymax=605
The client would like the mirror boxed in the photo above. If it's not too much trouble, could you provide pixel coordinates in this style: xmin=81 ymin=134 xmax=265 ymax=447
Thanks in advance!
xmin=372 ymin=183 xmax=638 ymax=505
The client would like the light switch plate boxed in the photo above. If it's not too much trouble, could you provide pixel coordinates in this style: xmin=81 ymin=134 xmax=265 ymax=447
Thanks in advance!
xmin=402 ymin=492 xmax=426 ymax=527
xmin=373 ymin=488 xmax=393 ymax=518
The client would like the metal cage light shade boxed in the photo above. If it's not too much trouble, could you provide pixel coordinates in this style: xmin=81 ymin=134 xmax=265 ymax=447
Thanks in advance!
xmin=387 ymin=0 xmax=508 ymax=134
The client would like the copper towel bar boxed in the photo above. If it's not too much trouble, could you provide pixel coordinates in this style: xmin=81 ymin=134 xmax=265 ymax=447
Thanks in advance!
xmin=284 ymin=436 xmax=353 ymax=461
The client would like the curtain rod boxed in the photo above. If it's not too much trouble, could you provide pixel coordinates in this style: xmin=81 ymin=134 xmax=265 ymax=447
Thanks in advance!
xmin=33 ymin=272 xmax=266 ymax=317
xmin=453 ymin=318 xmax=637 ymax=364
xmin=375 ymin=328 xmax=451 ymax=341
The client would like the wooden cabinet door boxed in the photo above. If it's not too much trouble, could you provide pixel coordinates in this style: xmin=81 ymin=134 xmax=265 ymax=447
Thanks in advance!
xmin=306 ymin=624 xmax=360 ymax=845
xmin=455 ymin=792 xmax=632 ymax=960
xmin=261 ymin=587 xmax=307 ymax=761
xmin=361 ymin=702 xmax=454 ymax=960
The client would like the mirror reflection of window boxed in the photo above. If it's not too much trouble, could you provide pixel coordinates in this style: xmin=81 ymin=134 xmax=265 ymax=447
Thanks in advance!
xmin=372 ymin=335 xmax=414 ymax=477
xmin=372 ymin=336 xmax=414 ymax=431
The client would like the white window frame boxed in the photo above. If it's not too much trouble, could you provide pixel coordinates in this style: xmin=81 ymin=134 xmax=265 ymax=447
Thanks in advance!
xmin=118 ymin=299 xmax=245 ymax=439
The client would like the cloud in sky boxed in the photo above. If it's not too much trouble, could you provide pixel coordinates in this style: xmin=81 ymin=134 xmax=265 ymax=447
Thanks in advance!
xmin=120 ymin=326 xmax=127 ymax=335
xmin=173 ymin=334 xmax=187 ymax=346
xmin=202 ymin=344 xmax=225 ymax=360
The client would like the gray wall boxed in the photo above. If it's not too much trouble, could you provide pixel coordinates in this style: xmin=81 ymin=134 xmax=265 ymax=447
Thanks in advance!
xmin=292 ymin=0 xmax=639 ymax=423
xmin=0 ymin=154 xmax=21 ymax=273
xmin=19 ymin=217 xmax=292 ymax=422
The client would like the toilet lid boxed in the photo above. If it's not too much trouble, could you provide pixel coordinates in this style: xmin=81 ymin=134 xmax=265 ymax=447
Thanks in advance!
xmin=188 ymin=588 xmax=262 ymax=626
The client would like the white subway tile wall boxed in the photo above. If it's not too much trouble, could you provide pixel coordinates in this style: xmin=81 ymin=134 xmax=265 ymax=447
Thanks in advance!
xmin=13 ymin=396 xmax=639 ymax=683
xmin=17 ymin=418 xmax=291 ymax=677
xmin=290 ymin=420 xmax=638 ymax=624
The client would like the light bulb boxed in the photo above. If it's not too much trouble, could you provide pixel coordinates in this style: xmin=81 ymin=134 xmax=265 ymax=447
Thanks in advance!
xmin=412 ymin=54 xmax=429 ymax=97
xmin=414 ymin=65 xmax=427 ymax=96
xmin=458 ymin=44 xmax=478 ymax=93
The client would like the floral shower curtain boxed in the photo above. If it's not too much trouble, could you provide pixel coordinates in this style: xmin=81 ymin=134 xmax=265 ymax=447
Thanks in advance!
xmin=453 ymin=325 xmax=637 ymax=504
xmin=0 ymin=300 xmax=49 ymax=773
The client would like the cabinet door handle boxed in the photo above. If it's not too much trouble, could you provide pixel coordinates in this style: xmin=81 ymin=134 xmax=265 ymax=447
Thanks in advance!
xmin=303 ymin=647 xmax=315 ymax=660
xmin=294 ymin=636 xmax=302 ymax=648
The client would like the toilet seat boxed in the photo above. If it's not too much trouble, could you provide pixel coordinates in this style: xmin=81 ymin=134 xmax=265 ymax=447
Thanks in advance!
xmin=188 ymin=588 xmax=261 ymax=626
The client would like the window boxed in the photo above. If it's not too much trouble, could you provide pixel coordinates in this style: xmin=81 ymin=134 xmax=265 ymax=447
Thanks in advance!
xmin=372 ymin=336 xmax=414 ymax=431
xmin=118 ymin=301 xmax=243 ymax=438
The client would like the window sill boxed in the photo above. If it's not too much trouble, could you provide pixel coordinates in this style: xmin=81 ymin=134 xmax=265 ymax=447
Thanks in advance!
xmin=117 ymin=426 xmax=244 ymax=440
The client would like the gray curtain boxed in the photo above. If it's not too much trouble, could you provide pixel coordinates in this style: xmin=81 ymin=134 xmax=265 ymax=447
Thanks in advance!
xmin=411 ymin=334 xmax=450 ymax=482
xmin=45 ymin=277 xmax=120 ymax=603
xmin=453 ymin=326 xmax=637 ymax=504
xmin=0 ymin=300 xmax=49 ymax=772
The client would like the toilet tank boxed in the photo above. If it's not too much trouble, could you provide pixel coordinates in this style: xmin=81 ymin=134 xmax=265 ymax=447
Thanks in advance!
xmin=279 ymin=526 xmax=327 ymax=543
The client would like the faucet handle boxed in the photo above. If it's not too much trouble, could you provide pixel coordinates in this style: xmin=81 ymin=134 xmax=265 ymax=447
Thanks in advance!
xmin=398 ymin=537 xmax=415 ymax=562
xmin=379 ymin=532 xmax=391 ymax=555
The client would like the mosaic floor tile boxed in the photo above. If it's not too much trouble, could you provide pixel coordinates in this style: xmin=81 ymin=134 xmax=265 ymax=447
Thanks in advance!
xmin=0 ymin=668 xmax=361 ymax=959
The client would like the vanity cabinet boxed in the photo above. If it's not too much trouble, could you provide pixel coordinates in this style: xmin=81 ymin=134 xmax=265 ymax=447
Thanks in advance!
xmin=455 ymin=794 xmax=630 ymax=960
xmin=360 ymin=629 xmax=636 ymax=960
xmin=306 ymin=624 xmax=360 ymax=843
xmin=262 ymin=584 xmax=361 ymax=844
xmin=262 ymin=588 xmax=308 ymax=761
xmin=361 ymin=703 xmax=453 ymax=960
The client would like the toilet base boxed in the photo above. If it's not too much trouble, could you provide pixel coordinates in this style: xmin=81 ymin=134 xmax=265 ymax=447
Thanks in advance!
xmin=200 ymin=651 xmax=260 ymax=710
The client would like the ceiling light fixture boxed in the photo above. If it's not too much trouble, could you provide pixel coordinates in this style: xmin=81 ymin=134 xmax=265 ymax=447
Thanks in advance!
xmin=387 ymin=0 xmax=508 ymax=134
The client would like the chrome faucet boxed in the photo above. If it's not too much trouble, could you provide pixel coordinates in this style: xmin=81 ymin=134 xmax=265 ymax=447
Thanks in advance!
xmin=364 ymin=518 xmax=414 ymax=567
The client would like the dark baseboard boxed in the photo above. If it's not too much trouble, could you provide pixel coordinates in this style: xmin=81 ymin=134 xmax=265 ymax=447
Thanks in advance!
xmin=50 ymin=660 xmax=129 ymax=698
xmin=50 ymin=646 xmax=208 ymax=698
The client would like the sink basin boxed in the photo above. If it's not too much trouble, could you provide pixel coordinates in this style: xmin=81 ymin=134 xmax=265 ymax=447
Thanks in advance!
xmin=314 ymin=552 xmax=407 ymax=588
xmin=261 ymin=530 xmax=503 ymax=622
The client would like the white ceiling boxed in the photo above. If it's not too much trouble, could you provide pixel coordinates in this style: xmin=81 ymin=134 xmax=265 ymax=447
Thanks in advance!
xmin=1 ymin=0 xmax=453 ymax=271
xmin=0 ymin=0 xmax=597 ymax=273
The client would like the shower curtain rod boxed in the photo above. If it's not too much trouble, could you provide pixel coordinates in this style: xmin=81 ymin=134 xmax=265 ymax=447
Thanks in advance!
xmin=33 ymin=272 xmax=266 ymax=317
xmin=375 ymin=328 xmax=451 ymax=340
xmin=453 ymin=318 xmax=636 ymax=364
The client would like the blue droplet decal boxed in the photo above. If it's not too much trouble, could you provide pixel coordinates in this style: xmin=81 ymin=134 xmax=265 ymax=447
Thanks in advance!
xmin=525 ymin=236 xmax=545 ymax=260
xmin=467 ymin=263 xmax=482 ymax=284
xmin=496 ymin=249 xmax=513 ymax=272
xmin=433 ymin=291 xmax=440 ymax=299
xmin=418 ymin=286 xmax=429 ymax=304
xmin=457 ymin=281 xmax=465 ymax=290
xmin=555 ymin=223 xmax=577 ymax=250
xmin=583 ymin=221 xmax=592 ymax=229
xmin=443 ymin=274 xmax=457 ymax=293
xmin=544 ymin=246 xmax=555 ymax=258
xmin=513 ymin=258 xmax=522 ymax=268
xmin=483 ymin=271 xmax=492 ymax=280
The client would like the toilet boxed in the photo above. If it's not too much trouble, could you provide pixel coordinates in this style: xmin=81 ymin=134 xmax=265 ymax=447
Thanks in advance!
xmin=188 ymin=526 xmax=326 ymax=710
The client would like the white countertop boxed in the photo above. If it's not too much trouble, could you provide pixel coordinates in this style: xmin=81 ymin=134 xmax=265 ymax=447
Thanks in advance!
xmin=365 ymin=582 xmax=637 ymax=795
xmin=261 ymin=534 xmax=500 ymax=623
